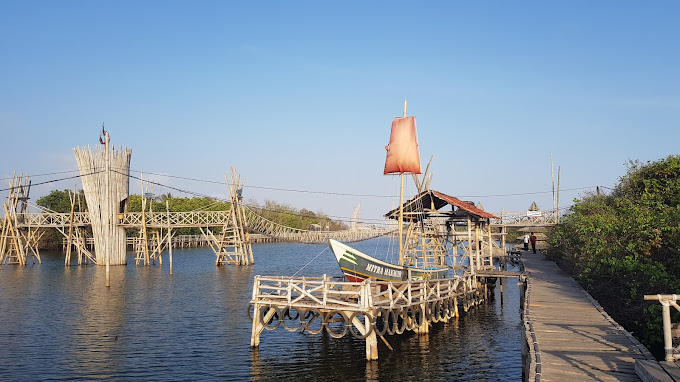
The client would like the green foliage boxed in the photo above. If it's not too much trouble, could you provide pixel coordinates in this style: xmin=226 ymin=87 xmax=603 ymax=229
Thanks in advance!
xmin=250 ymin=200 xmax=348 ymax=231
xmin=547 ymin=155 xmax=680 ymax=359
xmin=127 ymin=194 xmax=231 ymax=213
xmin=127 ymin=194 xmax=231 ymax=235
xmin=36 ymin=189 xmax=87 ymax=213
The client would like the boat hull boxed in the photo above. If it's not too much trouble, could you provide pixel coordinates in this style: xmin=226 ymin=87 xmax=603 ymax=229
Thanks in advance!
xmin=328 ymin=239 xmax=448 ymax=282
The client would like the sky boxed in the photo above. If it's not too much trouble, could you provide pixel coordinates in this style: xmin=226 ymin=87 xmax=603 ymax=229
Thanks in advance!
xmin=1 ymin=1 xmax=679 ymax=225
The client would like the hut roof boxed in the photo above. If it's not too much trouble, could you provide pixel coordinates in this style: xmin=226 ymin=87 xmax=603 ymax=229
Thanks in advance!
xmin=384 ymin=189 xmax=499 ymax=222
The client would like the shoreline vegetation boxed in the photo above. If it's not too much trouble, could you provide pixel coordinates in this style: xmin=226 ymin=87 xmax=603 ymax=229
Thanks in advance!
xmin=34 ymin=192 xmax=348 ymax=250
xmin=547 ymin=155 xmax=680 ymax=359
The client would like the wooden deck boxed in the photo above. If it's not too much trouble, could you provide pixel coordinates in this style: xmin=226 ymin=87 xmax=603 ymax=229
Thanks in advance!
xmin=522 ymin=250 xmax=656 ymax=381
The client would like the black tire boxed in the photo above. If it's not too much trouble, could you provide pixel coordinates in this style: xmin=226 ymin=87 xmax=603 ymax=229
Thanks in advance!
xmin=384 ymin=309 xmax=395 ymax=335
xmin=348 ymin=311 xmax=374 ymax=340
xmin=262 ymin=306 xmax=281 ymax=331
xmin=449 ymin=298 xmax=457 ymax=318
xmin=425 ymin=302 xmax=433 ymax=322
xmin=303 ymin=310 xmax=323 ymax=335
xmin=394 ymin=307 xmax=407 ymax=334
xmin=323 ymin=311 xmax=348 ymax=339
xmin=404 ymin=305 xmax=415 ymax=331
xmin=413 ymin=304 xmax=423 ymax=327
xmin=373 ymin=308 xmax=388 ymax=336
xmin=432 ymin=301 xmax=441 ymax=323
xmin=246 ymin=304 xmax=255 ymax=322
xmin=436 ymin=300 xmax=445 ymax=322
xmin=284 ymin=307 xmax=300 ymax=320
xmin=281 ymin=307 xmax=303 ymax=332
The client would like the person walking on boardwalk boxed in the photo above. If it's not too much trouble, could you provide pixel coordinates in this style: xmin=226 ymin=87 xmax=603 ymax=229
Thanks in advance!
xmin=530 ymin=232 xmax=537 ymax=253
xmin=523 ymin=233 xmax=530 ymax=251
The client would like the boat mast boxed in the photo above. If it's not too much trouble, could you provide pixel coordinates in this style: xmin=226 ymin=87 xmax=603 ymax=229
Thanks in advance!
xmin=398 ymin=100 xmax=407 ymax=265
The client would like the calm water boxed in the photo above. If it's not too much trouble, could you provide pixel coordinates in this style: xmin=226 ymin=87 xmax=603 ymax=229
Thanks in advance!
xmin=0 ymin=238 xmax=522 ymax=381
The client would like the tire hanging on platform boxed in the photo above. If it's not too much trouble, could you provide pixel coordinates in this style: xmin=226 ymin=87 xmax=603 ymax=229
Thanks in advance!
xmin=262 ymin=306 xmax=281 ymax=331
xmin=303 ymin=310 xmax=324 ymax=335
xmin=348 ymin=311 xmax=374 ymax=340
xmin=282 ymin=307 xmax=303 ymax=332
xmin=394 ymin=307 xmax=407 ymax=335
xmin=323 ymin=311 xmax=348 ymax=339
xmin=374 ymin=308 xmax=389 ymax=336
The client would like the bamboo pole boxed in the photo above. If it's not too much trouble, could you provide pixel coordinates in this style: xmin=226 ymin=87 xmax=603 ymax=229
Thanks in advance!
xmin=167 ymin=200 xmax=172 ymax=275
xmin=467 ymin=215 xmax=474 ymax=274
xmin=397 ymin=100 xmax=407 ymax=265
xmin=475 ymin=221 xmax=480 ymax=270
xmin=501 ymin=206 xmax=506 ymax=254
xmin=140 ymin=173 xmax=149 ymax=266
xmin=105 ymin=134 xmax=110 ymax=287
xmin=557 ymin=166 xmax=561 ymax=224
xmin=487 ymin=221 xmax=492 ymax=267
xmin=551 ymin=152 xmax=555 ymax=214
xmin=65 ymin=187 xmax=76 ymax=266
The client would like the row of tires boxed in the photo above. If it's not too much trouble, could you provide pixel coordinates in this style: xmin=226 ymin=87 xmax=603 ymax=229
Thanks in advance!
xmin=248 ymin=297 xmax=463 ymax=340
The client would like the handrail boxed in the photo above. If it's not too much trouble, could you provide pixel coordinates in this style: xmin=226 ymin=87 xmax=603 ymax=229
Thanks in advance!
xmin=251 ymin=275 xmax=467 ymax=312
xmin=644 ymin=294 xmax=680 ymax=361
xmin=13 ymin=209 xmax=394 ymax=244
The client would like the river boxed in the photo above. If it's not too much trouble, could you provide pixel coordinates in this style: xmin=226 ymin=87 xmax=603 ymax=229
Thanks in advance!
xmin=0 ymin=237 xmax=522 ymax=381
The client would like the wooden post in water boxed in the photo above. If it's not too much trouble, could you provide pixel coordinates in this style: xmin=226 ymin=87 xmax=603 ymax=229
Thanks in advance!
xmin=64 ymin=187 xmax=76 ymax=266
xmin=501 ymin=206 xmax=506 ymax=251
xmin=467 ymin=215 xmax=474 ymax=274
xmin=104 ymin=132 xmax=110 ymax=287
xmin=474 ymin=221 xmax=481 ymax=270
xmin=360 ymin=282 xmax=378 ymax=360
xmin=167 ymin=200 xmax=173 ymax=275
xmin=486 ymin=222 xmax=492 ymax=268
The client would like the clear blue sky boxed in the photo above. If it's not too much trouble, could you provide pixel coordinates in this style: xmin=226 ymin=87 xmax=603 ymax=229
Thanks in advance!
xmin=1 ymin=1 xmax=678 ymax=223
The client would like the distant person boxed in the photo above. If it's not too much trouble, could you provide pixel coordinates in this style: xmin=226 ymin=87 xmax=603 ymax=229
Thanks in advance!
xmin=530 ymin=232 xmax=537 ymax=253
xmin=523 ymin=234 xmax=529 ymax=251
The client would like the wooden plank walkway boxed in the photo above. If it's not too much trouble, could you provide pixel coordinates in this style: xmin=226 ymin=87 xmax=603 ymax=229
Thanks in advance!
xmin=522 ymin=250 xmax=656 ymax=381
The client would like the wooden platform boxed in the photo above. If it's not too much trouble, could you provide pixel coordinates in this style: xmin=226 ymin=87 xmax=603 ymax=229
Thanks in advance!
xmin=522 ymin=251 xmax=656 ymax=381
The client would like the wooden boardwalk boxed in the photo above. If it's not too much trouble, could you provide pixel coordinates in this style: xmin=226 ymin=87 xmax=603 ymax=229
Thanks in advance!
xmin=522 ymin=250 xmax=655 ymax=381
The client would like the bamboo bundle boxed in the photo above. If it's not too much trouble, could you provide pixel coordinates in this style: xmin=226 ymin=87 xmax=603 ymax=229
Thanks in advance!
xmin=73 ymin=143 xmax=132 ymax=265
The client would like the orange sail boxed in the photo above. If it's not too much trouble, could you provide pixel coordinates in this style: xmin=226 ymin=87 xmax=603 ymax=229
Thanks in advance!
xmin=383 ymin=116 xmax=422 ymax=174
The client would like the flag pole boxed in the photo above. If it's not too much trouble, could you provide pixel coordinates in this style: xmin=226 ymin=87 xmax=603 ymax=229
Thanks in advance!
xmin=398 ymin=100 xmax=407 ymax=265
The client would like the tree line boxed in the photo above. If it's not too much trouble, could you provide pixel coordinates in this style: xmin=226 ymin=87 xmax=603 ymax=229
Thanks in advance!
xmin=547 ymin=155 xmax=680 ymax=359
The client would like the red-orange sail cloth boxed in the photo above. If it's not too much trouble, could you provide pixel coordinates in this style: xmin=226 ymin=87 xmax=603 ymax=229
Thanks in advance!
xmin=384 ymin=116 xmax=422 ymax=174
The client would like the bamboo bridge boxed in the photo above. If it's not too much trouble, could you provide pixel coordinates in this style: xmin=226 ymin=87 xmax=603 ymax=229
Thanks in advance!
xmin=0 ymin=134 xmax=557 ymax=271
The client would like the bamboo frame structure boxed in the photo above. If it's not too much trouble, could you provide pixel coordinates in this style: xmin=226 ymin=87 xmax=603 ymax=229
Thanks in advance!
xmin=133 ymin=176 xmax=170 ymax=266
xmin=249 ymin=274 xmax=493 ymax=360
xmin=60 ymin=187 xmax=95 ymax=265
xmin=0 ymin=173 xmax=42 ymax=265
xmin=202 ymin=168 xmax=254 ymax=266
